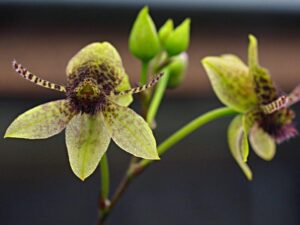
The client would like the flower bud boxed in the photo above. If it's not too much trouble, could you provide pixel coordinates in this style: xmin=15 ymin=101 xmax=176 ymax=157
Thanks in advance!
xmin=166 ymin=52 xmax=188 ymax=89
xmin=202 ymin=55 xmax=257 ymax=112
xmin=158 ymin=19 xmax=174 ymax=47
xmin=129 ymin=6 xmax=160 ymax=62
xmin=164 ymin=18 xmax=191 ymax=57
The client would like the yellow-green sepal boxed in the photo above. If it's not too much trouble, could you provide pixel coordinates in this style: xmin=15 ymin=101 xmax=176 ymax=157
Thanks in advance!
xmin=202 ymin=54 xmax=257 ymax=113
xmin=248 ymin=34 xmax=259 ymax=70
xmin=249 ymin=124 xmax=276 ymax=161
xmin=66 ymin=113 xmax=111 ymax=181
xmin=228 ymin=115 xmax=253 ymax=180
xmin=66 ymin=42 xmax=133 ymax=105
xmin=113 ymin=74 xmax=133 ymax=107
xmin=248 ymin=34 xmax=277 ymax=105
xmin=103 ymin=103 xmax=159 ymax=160
xmin=66 ymin=42 xmax=124 ymax=76
xmin=164 ymin=18 xmax=191 ymax=57
xmin=5 ymin=100 xmax=74 ymax=139
xmin=129 ymin=6 xmax=160 ymax=62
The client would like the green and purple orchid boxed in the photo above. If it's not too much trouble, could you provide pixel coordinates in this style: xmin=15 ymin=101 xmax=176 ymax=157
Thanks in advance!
xmin=4 ymin=42 xmax=161 ymax=180
xmin=202 ymin=35 xmax=300 ymax=180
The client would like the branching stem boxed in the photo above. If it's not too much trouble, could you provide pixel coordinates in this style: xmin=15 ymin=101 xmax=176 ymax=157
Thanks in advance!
xmin=98 ymin=107 xmax=237 ymax=224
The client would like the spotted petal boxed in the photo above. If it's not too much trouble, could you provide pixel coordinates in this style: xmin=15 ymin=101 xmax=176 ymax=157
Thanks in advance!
xmin=202 ymin=55 xmax=257 ymax=113
xmin=228 ymin=115 xmax=253 ymax=180
xmin=66 ymin=113 xmax=111 ymax=180
xmin=249 ymin=123 xmax=276 ymax=161
xmin=103 ymin=103 xmax=159 ymax=160
xmin=66 ymin=42 xmax=133 ymax=100
xmin=113 ymin=74 xmax=133 ymax=107
xmin=66 ymin=42 xmax=123 ymax=75
xmin=248 ymin=35 xmax=278 ymax=105
xmin=5 ymin=100 xmax=74 ymax=139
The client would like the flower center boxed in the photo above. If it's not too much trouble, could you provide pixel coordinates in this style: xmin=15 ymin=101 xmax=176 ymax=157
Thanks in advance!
xmin=67 ymin=77 xmax=107 ymax=114
xmin=75 ymin=78 xmax=100 ymax=99
xmin=258 ymin=108 xmax=297 ymax=143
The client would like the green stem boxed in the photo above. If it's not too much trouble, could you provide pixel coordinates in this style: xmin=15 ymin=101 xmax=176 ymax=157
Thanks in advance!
xmin=146 ymin=69 xmax=170 ymax=125
xmin=99 ymin=154 xmax=110 ymax=206
xmin=140 ymin=61 xmax=149 ymax=85
xmin=139 ymin=61 xmax=151 ymax=118
xmin=101 ymin=107 xmax=237 ymax=224
xmin=139 ymin=107 xmax=237 ymax=168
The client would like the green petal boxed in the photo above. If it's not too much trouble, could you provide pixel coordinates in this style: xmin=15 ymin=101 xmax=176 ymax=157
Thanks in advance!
xmin=113 ymin=74 xmax=133 ymax=106
xmin=228 ymin=115 xmax=253 ymax=180
xmin=103 ymin=103 xmax=159 ymax=160
xmin=248 ymin=34 xmax=259 ymax=69
xmin=241 ymin=115 xmax=250 ymax=162
xmin=202 ymin=55 xmax=257 ymax=112
xmin=66 ymin=113 xmax=111 ymax=181
xmin=248 ymin=35 xmax=278 ymax=105
xmin=66 ymin=42 xmax=133 ymax=103
xmin=66 ymin=42 xmax=123 ymax=76
xmin=249 ymin=124 xmax=276 ymax=160
xmin=5 ymin=100 xmax=74 ymax=139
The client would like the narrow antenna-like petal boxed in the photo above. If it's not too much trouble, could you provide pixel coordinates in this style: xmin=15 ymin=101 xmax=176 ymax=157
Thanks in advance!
xmin=113 ymin=72 xmax=164 ymax=96
xmin=287 ymin=85 xmax=300 ymax=107
xmin=261 ymin=96 xmax=288 ymax=114
xmin=12 ymin=60 xmax=66 ymax=92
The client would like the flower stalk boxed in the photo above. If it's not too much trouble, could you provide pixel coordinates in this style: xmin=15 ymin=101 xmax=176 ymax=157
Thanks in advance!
xmin=98 ymin=107 xmax=237 ymax=224
xmin=140 ymin=61 xmax=149 ymax=85
xmin=146 ymin=69 xmax=170 ymax=125
xmin=99 ymin=154 xmax=110 ymax=212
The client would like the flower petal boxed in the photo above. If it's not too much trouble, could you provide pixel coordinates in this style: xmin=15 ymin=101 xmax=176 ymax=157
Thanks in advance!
xmin=228 ymin=115 xmax=253 ymax=180
xmin=241 ymin=114 xmax=252 ymax=162
xmin=248 ymin=35 xmax=278 ymax=105
xmin=287 ymin=84 xmax=300 ymax=107
xmin=66 ymin=42 xmax=132 ymax=97
xmin=66 ymin=42 xmax=123 ymax=75
xmin=66 ymin=113 xmax=111 ymax=181
xmin=5 ymin=100 xmax=74 ymax=139
xmin=103 ymin=103 xmax=159 ymax=160
xmin=249 ymin=123 xmax=276 ymax=160
xmin=113 ymin=75 xmax=133 ymax=107
xmin=202 ymin=55 xmax=257 ymax=112
xmin=261 ymin=96 xmax=289 ymax=114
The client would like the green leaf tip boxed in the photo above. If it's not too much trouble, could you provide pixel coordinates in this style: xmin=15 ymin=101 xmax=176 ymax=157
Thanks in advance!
xmin=129 ymin=6 xmax=160 ymax=62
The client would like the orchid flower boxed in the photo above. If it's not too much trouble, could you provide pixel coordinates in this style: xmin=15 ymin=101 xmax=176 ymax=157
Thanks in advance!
xmin=5 ymin=42 xmax=163 ymax=180
xmin=202 ymin=35 xmax=300 ymax=180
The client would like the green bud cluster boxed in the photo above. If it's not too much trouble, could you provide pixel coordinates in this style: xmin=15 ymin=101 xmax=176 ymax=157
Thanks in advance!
xmin=129 ymin=6 xmax=191 ymax=89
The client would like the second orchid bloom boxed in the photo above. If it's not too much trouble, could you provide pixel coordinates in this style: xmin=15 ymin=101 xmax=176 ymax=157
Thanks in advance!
xmin=202 ymin=35 xmax=300 ymax=180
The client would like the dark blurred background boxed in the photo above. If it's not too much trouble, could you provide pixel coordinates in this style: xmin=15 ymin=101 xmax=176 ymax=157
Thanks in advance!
xmin=1 ymin=1 xmax=300 ymax=225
